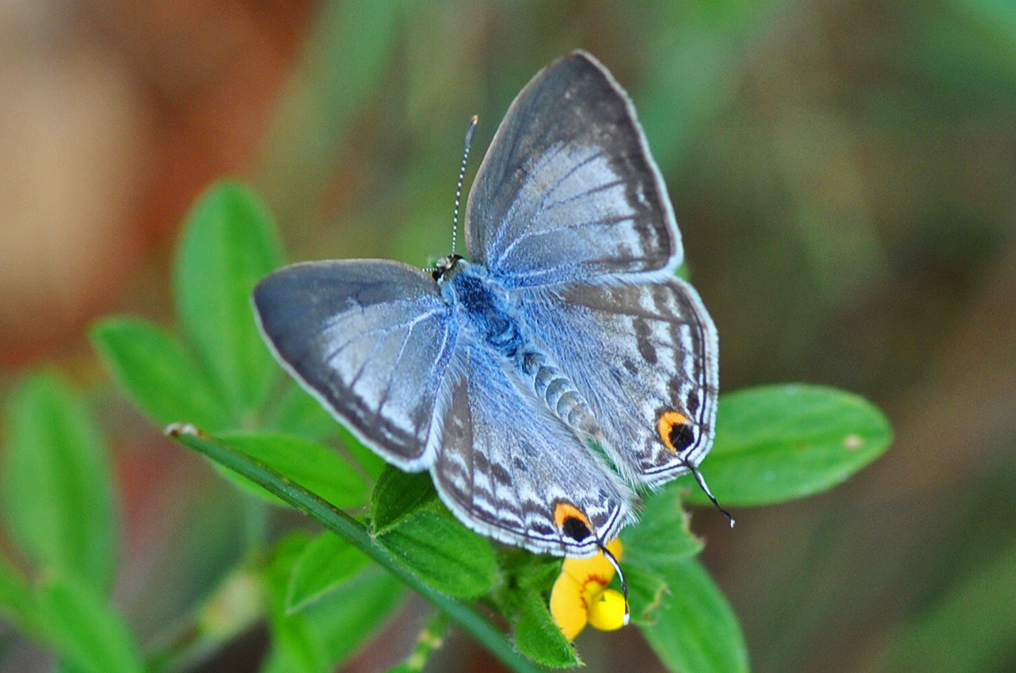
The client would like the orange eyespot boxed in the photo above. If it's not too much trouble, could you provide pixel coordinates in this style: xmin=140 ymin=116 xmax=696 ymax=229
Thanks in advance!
xmin=657 ymin=410 xmax=693 ymax=453
xmin=554 ymin=503 xmax=593 ymax=542
xmin=554 ymin=502 xmax=590 ymax=529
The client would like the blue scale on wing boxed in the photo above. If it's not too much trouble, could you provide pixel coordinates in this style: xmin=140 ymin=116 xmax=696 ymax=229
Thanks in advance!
xmin=430 ymin=340 xmax=633 ymax=556
xmin=465 ymin=54 xmax=680 ymax=289
xmin=446 ymin=264 xmax=601 ymax=439
xmin=518 ymin=279 xmax=719 ymax=487
xmin=254 ymin=260 xmax=459 ymax=470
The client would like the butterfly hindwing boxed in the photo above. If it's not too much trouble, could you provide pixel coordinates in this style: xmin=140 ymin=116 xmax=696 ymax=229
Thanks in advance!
xmin=520 ymin=277 xmax=719 ymax=487
xmin=466 ymin=52 xmax=682 ymax=288
xmin=431 ymin=342 xmax=633 ymax=556
xmin=253 ymin=260 xmax=458 ymax=469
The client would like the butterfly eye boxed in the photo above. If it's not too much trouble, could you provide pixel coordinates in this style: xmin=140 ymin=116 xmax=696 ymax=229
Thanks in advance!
xmin=554 ymin=502 xmax=593 ymax=542
xmin=657 ymin=410 xmax=695 ymax=454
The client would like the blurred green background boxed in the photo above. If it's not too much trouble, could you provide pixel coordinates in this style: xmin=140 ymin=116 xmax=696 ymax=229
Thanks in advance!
xmin=2 ymin=1 xmax=1015 ymax=671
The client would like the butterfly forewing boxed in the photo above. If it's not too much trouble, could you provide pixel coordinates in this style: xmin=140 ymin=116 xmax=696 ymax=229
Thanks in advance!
xmin=254 ymin=260 xmax=458 ymax=469
xmin=466 ymin=52 xmax=682 ymax=288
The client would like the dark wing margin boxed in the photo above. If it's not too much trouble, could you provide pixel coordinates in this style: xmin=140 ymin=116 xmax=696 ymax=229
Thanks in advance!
xmin=465 ymin=50 xmax=681 ymax=288
xmin=253 ymin=260 xmax=457 ymax=470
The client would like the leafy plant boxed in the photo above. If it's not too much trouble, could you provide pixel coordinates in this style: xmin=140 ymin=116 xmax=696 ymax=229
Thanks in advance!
xmin=0 ymin=181 xmax=892 ymax=672
xmin=0 ymin=373 xmax=141 ymax=673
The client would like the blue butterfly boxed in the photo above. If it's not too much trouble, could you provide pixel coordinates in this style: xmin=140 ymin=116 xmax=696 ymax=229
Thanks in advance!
xmin=254 ymin=51 xmax=719 ymax=559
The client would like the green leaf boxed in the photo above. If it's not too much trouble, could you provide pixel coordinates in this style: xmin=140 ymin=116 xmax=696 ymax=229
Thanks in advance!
xmin=267 ymin=384 xmax=386 ymax=478
xmin=91 ymin=317 xmax=231 ymax=431
xmin=883 ymin=541 xmax=1016 ymax=673
xmin=0 ymin=553 xmax=36 ymax=635
xmin=310 ymin=566 xmax=402 ymax=672
xmin=499 ymin=548 xmax=563 ymax=593
xmin=264 ymin=533 xmax=403 ymax=673
xmin=641 ymin=558 xmax=748 ymax=673
xmin=215 ymin=432 xmax=369 ymax=509
xmin=0 ymin=373 xmax=118 ymax=592
xmin=514 ymin=589 xmax=580 ymax=668
xmin=174 ymin=181 xmax=282 ymax=417
xmin=38 ymin=575 xmax=144 ymax=673
xmin=279 ymin=568 xmax=403 ymax=673
xmin=625 ymin=564 xmax=670 ymax=627
xmin=621 ymin=488 xmax=703 ymax=570
xmin=378 ymin=509 xmax=497 ymax=598
xmin=486 ymin=549 xmax=561 ymax=624
xmin=370 ymin=465 xmax=438 ymax=534
xmin=683 ymin=384 xmax=893 ymax=506
xmin=263 ymin=534 xmax=325 ymax=673
xmin=286 ymin=532 xmax=371 ymax=613
xmin=336 ymin=423 xmax=387 ymax=479
xmin=267 ymin=383 xmax=343 ymax=443
xmin=619 ymin=488 xmax=703 ymax=629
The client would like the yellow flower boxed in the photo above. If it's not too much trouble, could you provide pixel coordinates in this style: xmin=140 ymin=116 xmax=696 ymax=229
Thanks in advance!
xmin=550 ymin=539 xmax=628 ymax=641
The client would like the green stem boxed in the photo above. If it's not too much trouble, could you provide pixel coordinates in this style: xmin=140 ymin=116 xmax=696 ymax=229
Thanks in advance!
xmin=167 ymin=426 xmax=546 ymax=673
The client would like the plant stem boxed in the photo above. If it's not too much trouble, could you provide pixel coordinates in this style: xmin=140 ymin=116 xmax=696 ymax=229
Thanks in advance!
xmin=168 ymin=426 xmax=547 ymax=673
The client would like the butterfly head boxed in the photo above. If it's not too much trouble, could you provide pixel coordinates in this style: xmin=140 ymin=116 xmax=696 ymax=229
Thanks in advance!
xmin=432 ymin=253 xmax=467 ymax=283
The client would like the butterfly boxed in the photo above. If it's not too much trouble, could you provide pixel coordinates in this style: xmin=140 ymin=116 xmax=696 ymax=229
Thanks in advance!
xmin=253 ymin=51 xmax=720 ymax=560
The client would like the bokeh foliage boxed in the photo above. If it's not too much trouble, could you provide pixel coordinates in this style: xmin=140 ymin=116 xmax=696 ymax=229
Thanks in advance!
xmin=3 ymin=0 xmax=1015 ymax=671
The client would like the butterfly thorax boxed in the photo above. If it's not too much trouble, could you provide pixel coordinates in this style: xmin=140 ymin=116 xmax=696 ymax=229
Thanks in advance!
xmin=442 ymin=264 xmax=601 ymax=439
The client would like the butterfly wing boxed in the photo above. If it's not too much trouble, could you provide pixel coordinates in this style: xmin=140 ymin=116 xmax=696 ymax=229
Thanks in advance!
xmin=466 ymin=52 xmax=719 ymax=486
xmin=521 ymin=278 xmax=719 ymax=487
xmin=253 ymin=260 xmax=457 ymax=470
xmin=431 ymin=341 xmax=634 ymax=556
xmin=465 ymin=51 xmax=681 ymax=288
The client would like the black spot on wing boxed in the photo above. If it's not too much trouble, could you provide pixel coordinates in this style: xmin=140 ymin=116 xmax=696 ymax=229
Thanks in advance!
xmin=667 ymin=376 xmax=683 ymax=403
xmin=668 ymin=423 xmax=695 ymax=453
xmin=634 ymin=319 xmax=657 ymax=365
xmin=491 ymin=462 xmax=513 ymax=488
xmin=562 ymin=517 xmax=592 ymax=542
xmin=686 ymin=389 xmax=700 ymax=415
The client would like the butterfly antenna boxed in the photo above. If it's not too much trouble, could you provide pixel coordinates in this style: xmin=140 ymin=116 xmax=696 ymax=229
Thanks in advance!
xmin=599 ymin=541 xmax=629 ymax=626
xmin=683 ymin=458 xmax=735 ymax=528
xmin=451 ymin=115 xmax=479 ymax=255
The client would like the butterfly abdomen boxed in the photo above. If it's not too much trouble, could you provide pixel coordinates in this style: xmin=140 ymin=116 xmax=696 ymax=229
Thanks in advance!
xmin=448 ymin=266 xmax=601 ymax=438
xmin=517 ymin=350 xmax=598 ymax=437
